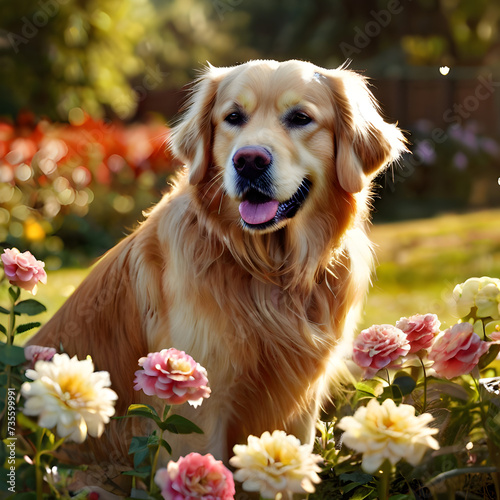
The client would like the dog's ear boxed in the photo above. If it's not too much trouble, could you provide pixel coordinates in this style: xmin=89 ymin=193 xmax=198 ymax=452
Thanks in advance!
xmin=325 ymin=70 xmax=407 ymax=193
xmin=170 ymin=66 xmax=222 ymax=185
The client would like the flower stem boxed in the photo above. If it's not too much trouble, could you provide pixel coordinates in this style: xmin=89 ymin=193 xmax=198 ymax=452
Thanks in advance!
xmin=35 ymin=428 xmax=46 ymax=500
xmin=150 ymin=404 xmax=170 ymax=493
xmin=150 ymin=438 xmax=161 ymax=492
xmin=419 ymin=357 xmax=428 ymax=413
xmin=377 ymin=459 xmax=393 ymax=499
xmin=385 ymin=369 xmax=391 ymax=386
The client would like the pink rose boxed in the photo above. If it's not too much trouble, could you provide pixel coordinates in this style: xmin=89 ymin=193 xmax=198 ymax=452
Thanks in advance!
xmin=133 ymin=349 xmax=211 ymax=407
xmin=353 ymin=324 xmax=411 ymax=379
xmin=24 ymin=345 xmax=57 ymax=368
xmin=396 ymin=313 xmax=441 ymax=354
xmin=155 ymin=453 xmax=235 ymax=500
xmin=428 ymin=322 xmax=490 ymax=379
xmin=1 ymin=248 xmax=47 ymax=295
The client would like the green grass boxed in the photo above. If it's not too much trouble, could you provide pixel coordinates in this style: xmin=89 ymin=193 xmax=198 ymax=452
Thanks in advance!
xmin=1 ymin=268 xmax=88 ymax=345
xmin=3 ymin=209 xmax=500 ymax=342
xmin=362 ymin=208 xmax=500 ymax=329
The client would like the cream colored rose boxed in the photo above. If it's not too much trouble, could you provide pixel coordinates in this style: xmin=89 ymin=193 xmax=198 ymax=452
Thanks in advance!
xmin=229 ymin=430 xmax=322 ymax=499
xmin=337 ymin=398 xmax=439 ymax=473
xmin=21 ymin=353 xmax=118 ymax=443
xmin=453 ymin=277 xmax=500 ymax=319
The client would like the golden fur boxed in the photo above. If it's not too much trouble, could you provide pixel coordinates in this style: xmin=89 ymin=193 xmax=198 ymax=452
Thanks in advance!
xmin=30 ymin=60 xmax=405 ymax=470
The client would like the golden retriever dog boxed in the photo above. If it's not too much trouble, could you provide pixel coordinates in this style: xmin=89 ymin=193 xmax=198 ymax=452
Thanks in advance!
xmin=30 ymin=59 xmax=405 ymax=470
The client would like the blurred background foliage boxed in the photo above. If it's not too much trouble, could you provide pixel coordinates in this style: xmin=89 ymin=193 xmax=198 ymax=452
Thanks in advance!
xmin=0 ymin=0 xmax=499 ymax=267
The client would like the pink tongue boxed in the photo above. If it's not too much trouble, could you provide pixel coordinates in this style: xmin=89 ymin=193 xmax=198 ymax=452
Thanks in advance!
xmin=239 ymin=200 xmax=279 ymax=225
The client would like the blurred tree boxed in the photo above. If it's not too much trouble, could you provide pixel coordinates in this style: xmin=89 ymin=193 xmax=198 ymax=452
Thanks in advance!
xmin=0 ymin=0 xmax=162 ymax=120
xmin=0 ymin=0 xmax=249 ymax=121
xmin=230 ymin=0 xmax=500 ymax=71
xmin=0 ymin=0 xmax=498 ymax=120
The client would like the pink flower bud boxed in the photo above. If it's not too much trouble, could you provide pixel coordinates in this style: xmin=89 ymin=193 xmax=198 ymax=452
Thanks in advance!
xmin=24 ymin=345 xmax=57 ymax=368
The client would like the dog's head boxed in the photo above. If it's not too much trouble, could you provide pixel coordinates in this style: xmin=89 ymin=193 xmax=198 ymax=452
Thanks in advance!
xmin=170 ymin=60 xmax=406 ymax=233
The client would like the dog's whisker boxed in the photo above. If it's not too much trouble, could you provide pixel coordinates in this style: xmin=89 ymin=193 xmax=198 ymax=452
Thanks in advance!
xmin=217 ymin=190 xmax=225 ymax=215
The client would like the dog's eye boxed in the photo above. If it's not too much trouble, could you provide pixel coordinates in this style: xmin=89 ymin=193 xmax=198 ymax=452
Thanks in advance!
xmin=287 ymin=111 xmax=312 ymax=127
xmin=224 ymin=112 xmax=246 ymax=126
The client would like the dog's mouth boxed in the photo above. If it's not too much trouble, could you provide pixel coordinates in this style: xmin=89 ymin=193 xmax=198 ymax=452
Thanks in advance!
xmin=238 ymin=178 xmax=312 ymax=230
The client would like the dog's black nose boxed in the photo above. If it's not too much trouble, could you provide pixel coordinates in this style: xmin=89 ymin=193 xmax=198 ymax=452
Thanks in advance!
xmin=233 ymin=146 xmax=272 ymax=180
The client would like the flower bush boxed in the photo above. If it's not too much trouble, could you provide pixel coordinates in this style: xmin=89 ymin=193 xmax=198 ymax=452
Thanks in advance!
xmin=0 ymin=113 xmax=179 ymax=264
xmin=312 ymin=276 xmax=500 ymax=499
xmin=2 ymin=248 xmax=500 ymax=499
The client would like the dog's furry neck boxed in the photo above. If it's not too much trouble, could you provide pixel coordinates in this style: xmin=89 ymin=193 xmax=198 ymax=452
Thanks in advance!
xmin=171 ymin=169 xmax=363 ymax=294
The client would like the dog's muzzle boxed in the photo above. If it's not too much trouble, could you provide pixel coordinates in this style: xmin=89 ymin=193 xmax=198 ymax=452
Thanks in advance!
xmin=232 ymin=146 xmax=311 ymax=230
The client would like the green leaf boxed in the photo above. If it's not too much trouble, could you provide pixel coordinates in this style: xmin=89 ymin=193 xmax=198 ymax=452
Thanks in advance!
xmin=355 ymin=381 xmax=377 ymax=397
xmin=479 ymin=343 xmax=500 ymax=369
xmin=161 ymin=414 xmax=203 ymax=434
xmin=128 ymin=436 xmax=150 ymax=455
xmin=8 ymin=286 xmax=21 ymax=302
xmin=0 ymin=306 xmax=10 ymax=315
xmin=130 ymin=487 xmax=153 ymax=499
xmin=160 ymin=439 xmax=172 ymax=455
xmin=127 ymin=403 xmax=159 ymax=419
xmin=147 ymin=431 xmax=162 ymax=447
xmin=379 ymin=384 xmax=402 ymax=403
xmin=15 ymin=322 xmax=41 ymax=335
xmin=0 ymin=440 xmax=7 ymax=467
xmin=4 ymin=493 xmax=37 ymax=500
xmin=0 ymin=324 xmax=5 ymax=334
xmin=392 ymin=375 xmax=417 ymax=396
xmin=0 ymin=344 xmax=26 ymax=366
xmin=339 ymin=472 xmax=373 ymax=484
xmin=351 ymin=486 xmax=376 ymax=500
xmin=133 ymin=448 xmax=150 ymax=469
xmin=342 ymin=482 xmax=364 ymax=494
xmin=14 ymin=299 xmax=46 ymax=316
xmin=122 ymin=466 xmax=152 ymax=479
xmin=162 ymin=404 xmax=172 ymax=420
